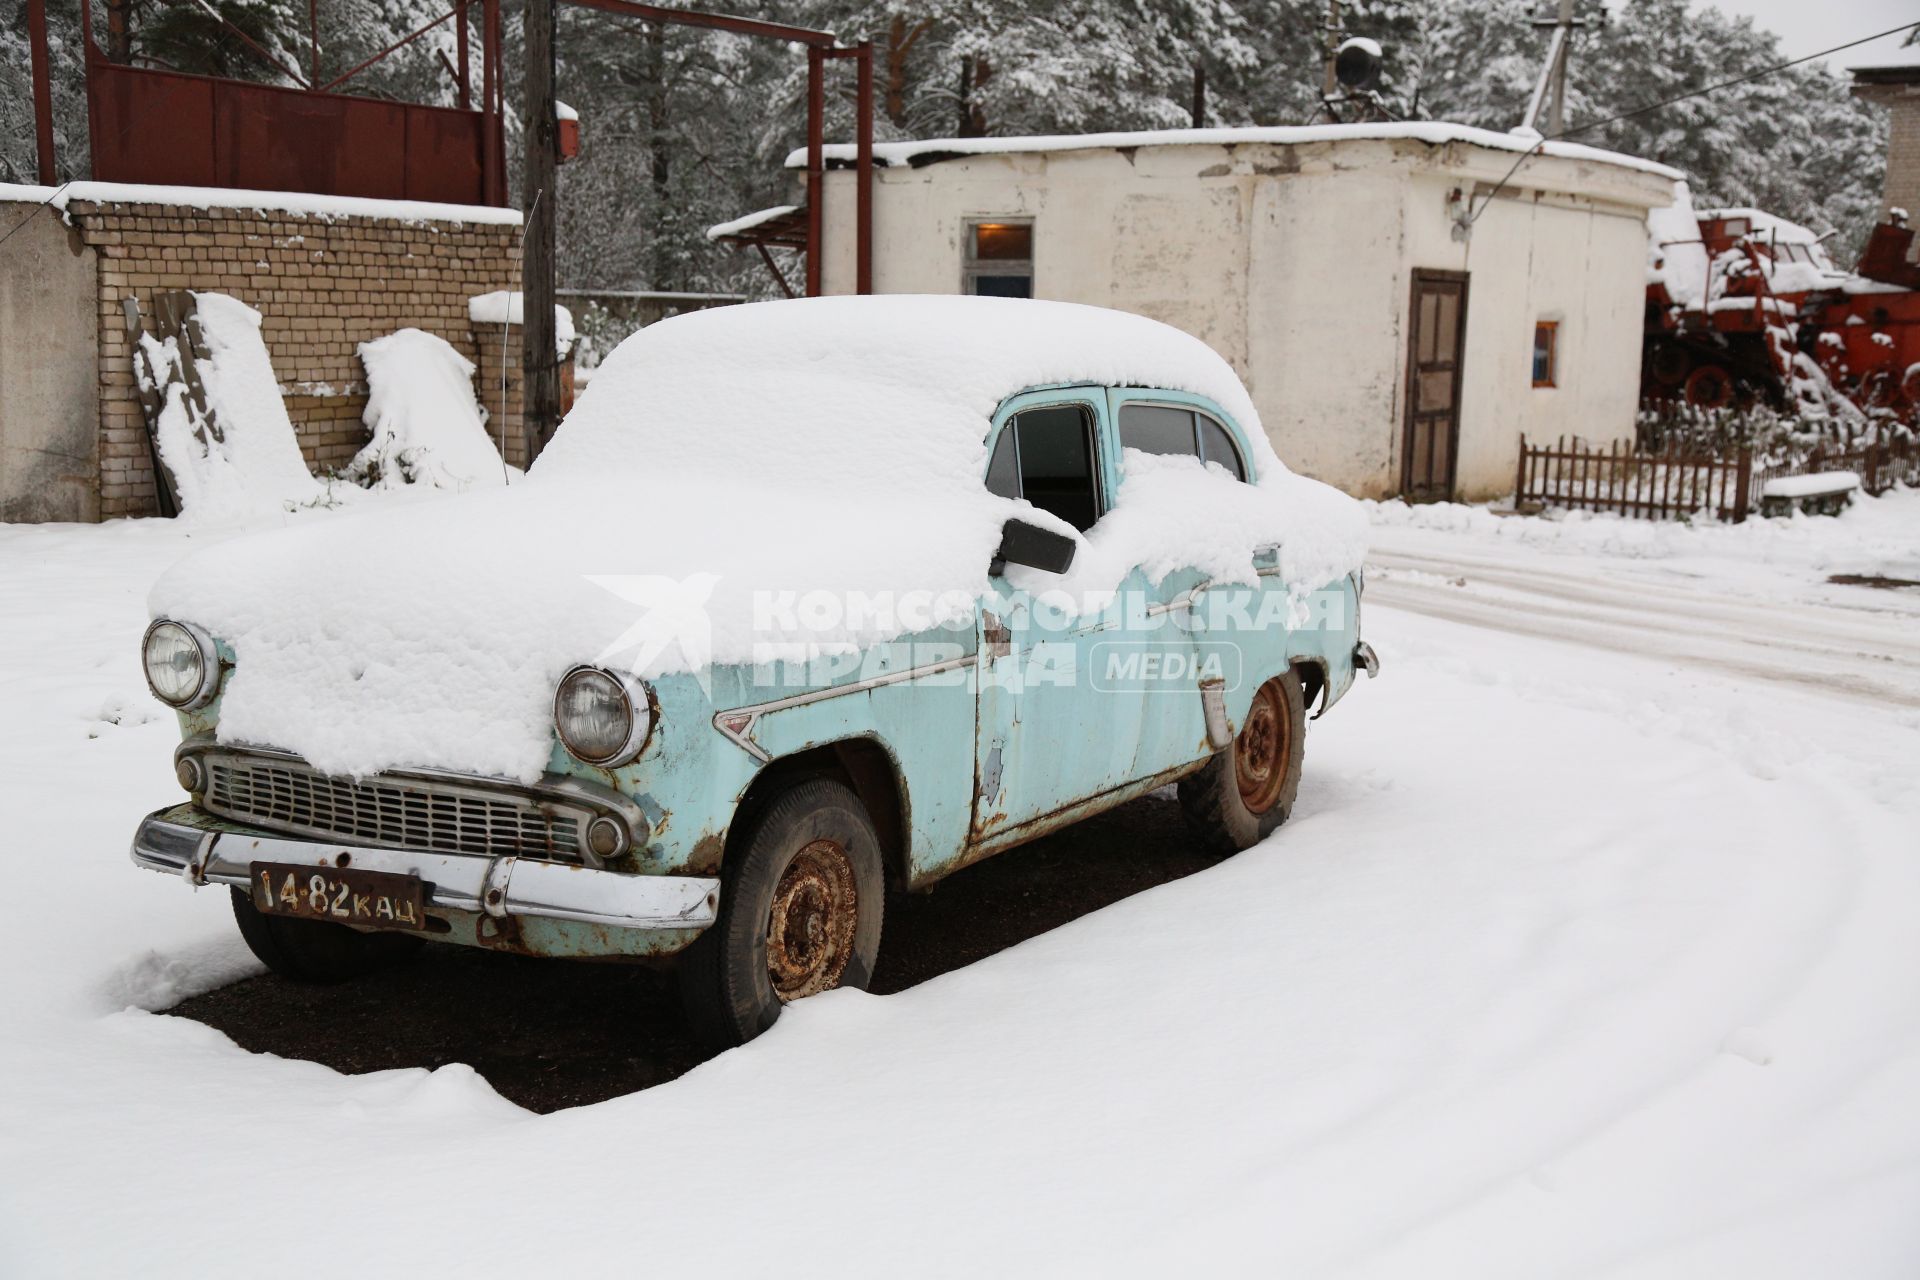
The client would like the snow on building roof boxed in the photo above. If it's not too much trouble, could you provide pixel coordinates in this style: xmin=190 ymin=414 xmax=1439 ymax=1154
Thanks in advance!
xmin=783 ymin=121 xmax=1684 ymax=183
xmin=0 ymin=180 xmax=521 ymax=226
xmin=1848 ymin=44 xmax=1920 ymax=75
xmin=706 ymin=205 xmax=801 ymax=241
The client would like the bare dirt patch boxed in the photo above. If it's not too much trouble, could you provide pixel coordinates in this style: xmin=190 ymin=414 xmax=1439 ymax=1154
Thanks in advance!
xmin=168 ymin=793 xmax=1222 ymax=1112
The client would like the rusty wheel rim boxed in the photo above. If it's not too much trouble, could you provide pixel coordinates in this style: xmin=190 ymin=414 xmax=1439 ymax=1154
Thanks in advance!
xmin=1233 ymin=681 xmax=1291 ymax=815
xmin=765 ymin=839 xmax=859 ymax=1002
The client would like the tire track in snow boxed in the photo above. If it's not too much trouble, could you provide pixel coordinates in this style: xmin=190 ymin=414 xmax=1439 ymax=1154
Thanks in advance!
xmin=1366 ymin=550 xmax=1920 ymax=711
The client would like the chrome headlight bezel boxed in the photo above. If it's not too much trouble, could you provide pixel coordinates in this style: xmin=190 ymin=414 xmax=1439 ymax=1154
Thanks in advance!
xmin=142 ymin=619 xmax=221 ymax=711
xmin=553 ymin=665 xmax=653 ymax=768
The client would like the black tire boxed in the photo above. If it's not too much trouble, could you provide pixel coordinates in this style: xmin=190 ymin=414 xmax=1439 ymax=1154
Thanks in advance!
xmin=1178 ymin=670 xmax=1307 ymax=854
xmin=678 ymin=777 xmax=885 ymax=1048
xmin=230 ymin=887 xmax=425 ymax=983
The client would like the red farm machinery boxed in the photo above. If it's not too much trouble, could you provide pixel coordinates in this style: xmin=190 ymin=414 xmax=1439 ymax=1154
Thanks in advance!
xmin=1645 ymin=201 xmax=1920 ymax=423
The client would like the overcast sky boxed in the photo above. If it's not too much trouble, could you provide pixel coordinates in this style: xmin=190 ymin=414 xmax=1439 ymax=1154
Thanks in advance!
xmin=1675 ymin=0 xmax=1917 ymax=68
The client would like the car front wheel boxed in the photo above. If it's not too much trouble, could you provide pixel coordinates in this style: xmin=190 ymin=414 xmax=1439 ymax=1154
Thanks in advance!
xmin=1178 ymin=669 xmax=1306 ymax=854
xmin=677 ymin=777 xmax=885 ymax=1047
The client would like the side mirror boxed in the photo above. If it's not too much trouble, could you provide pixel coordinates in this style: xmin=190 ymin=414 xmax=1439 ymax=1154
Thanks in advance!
xmin=991 ymin=518 xmax=1077 ymax=575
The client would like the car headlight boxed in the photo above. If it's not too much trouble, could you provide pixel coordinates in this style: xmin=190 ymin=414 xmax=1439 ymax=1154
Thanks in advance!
xmin=142 ymin=619 xmax=220 ymax=710
xmin=553 ymin=665 xmax=653 ymax=767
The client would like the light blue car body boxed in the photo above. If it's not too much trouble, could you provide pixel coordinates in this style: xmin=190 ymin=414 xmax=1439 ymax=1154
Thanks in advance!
xmin=166 ymin=381 xmax=1365 ymax=959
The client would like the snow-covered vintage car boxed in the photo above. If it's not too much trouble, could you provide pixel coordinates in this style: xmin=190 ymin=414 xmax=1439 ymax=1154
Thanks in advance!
xmin=129 ymin=296 xmax=1376 ymax=1045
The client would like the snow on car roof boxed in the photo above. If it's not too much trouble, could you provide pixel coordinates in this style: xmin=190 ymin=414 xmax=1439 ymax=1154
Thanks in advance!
xmin=781 ymin=121 xmax=1684 ymax=182
xmin=536 ymin=295 xmax=1266 ymax=491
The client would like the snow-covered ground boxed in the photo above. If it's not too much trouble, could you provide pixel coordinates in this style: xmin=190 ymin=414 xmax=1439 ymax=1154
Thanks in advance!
xmin=2 ymin=494 xmax=1918 ymax=1277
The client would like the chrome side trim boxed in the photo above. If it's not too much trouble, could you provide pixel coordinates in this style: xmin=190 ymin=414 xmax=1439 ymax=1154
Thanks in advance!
xmin=712 ymin=653 xmax=979 ymax=762
xmin=129 ymin=811 xmax=718 ymax=931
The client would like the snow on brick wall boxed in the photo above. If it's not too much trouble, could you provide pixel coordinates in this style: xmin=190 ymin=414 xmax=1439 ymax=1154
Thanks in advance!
xmin=62 ymin=197 xmax=522 ymax=519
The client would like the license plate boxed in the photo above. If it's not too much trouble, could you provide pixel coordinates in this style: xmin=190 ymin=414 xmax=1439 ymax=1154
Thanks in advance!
xmin=251 ymin=862 xmax=428 ymax=931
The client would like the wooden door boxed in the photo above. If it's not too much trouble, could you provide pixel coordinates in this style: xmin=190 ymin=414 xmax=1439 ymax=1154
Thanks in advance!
xmin=1401 ymin=270 xmax=1469 ymax=502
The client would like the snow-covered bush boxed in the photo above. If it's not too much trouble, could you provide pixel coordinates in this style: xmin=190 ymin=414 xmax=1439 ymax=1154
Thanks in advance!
xmin=342 ymin=329 xmax=513 ymax=493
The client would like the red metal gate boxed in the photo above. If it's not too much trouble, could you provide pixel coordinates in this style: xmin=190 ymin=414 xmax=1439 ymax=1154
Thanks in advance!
xmin=85 ymin=62 xmax=494 ymax=205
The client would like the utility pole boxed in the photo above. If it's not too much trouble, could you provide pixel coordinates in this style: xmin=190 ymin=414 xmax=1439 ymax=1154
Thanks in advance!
xmin=1546 ymin=0 xmax=1573 ymax=136
xmin=1521 ymin=0 xmax=1580 ymax=136
xmin=522 ymin=0 xmax=560 ymax=465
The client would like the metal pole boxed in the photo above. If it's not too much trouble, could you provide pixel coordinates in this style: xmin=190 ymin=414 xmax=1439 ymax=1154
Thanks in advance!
xmin=855 ymin=42 xmax=874 ymax=296
xmin=1191 ymin=62 xmax=1206 ymax=127
xmin=457 ymin=0 xmax=470 ymax=108
xmin=523 ymin=0 xmax=560 ymax=460
xmin=806 ymin=44 xmax=825 ymax=298
xmin=310 ymin=0 xmax=321 ymax=87
xmin=27 ymin=0 xmax=56 ymax=183
xmin=1547 ymin=0 xmax=1574 ymax=136
xmin=482 ymin=0 xmax=502 ymax=203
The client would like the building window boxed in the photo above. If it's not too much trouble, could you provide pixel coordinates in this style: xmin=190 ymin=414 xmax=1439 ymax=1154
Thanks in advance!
xmin=1532 ymin=321 xmax=1558 ymax=387
xmin=966 ymin=220 xmax=1033 ymax=298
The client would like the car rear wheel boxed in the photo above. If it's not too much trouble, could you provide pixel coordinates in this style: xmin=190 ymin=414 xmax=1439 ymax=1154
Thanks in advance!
xmin=1178 ymin=670 xmax=1306 ymax=854
xmin=230 ymin=887 xmax=425 ymax=983
xmin=677 ymin=777 xmax=885 ymax=1047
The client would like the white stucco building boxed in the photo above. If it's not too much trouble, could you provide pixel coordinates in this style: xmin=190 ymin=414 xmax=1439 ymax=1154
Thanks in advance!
xmin=738 ymin=124 xmax=1678 ymax=502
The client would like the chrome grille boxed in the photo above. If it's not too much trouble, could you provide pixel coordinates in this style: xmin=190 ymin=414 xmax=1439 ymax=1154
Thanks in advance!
xmin=202 ymin=753 xmax=587 ymax=862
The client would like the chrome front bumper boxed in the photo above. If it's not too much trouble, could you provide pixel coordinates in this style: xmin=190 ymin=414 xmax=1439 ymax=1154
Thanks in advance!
xmin=130 ymin=808 xmax=719 ymax=932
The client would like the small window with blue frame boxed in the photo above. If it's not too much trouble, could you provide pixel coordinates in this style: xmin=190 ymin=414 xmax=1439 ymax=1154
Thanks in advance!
xmin=965 ymin=220 xmax=1033 ymax=298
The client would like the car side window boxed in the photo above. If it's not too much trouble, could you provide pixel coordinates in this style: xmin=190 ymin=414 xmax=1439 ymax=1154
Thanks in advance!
xmin=984 ymin=427 xmax=1020 ymax=500
xmin=1195 ymin=414 xmax=1247 ymax=481
xmin=987 ymin=404 xmax=1101 ymax=532
xmin=1118 ymin=402 xmax=1248 ymax=482
xmin=1118 ymin=403 xmax=1200 ymax=461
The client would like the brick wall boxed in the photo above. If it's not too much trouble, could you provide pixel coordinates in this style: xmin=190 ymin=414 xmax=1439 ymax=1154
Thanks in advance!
xmin=1855 ymin=79 xmax=1920 ymax=263
xmin=64 ymin=197 xmax=522 ymax=518
xmin=1886 ymin=99 xmax=1920 ymax=253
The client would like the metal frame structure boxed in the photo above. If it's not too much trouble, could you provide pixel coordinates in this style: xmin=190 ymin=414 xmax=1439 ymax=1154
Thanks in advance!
xmin=24 ymin=0 xmax=873 ymax=295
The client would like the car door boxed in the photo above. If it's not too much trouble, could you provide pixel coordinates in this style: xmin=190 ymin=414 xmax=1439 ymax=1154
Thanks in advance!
xmin=972 ymin=388 xmax=1202 ymax=846
xmin=1102 ymin=390 xmax=1254 ymax=772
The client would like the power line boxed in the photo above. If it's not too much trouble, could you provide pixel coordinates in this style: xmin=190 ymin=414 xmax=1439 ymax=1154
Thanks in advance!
xmin=1560 ymin=20 xmax=1920 ymax=141
xmin=1466 ymin=19 xmax=1920 ymax=228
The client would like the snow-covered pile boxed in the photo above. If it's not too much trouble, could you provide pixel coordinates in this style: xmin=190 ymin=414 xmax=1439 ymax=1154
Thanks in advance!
xmin=150 ymin=296 xmax=1366 ymax=781
xmin=140 ymin=293 xmax=327 ymax=522
xmin=1647 ymin=181 xmax=1709 ymax=311
xmin=343 ymin=329 xmax=512 ymax=493
xmin=468 ymin=290 xmax=577 ymax=355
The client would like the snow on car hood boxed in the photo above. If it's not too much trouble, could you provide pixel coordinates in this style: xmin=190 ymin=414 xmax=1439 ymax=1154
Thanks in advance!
xmin=150 ymin=297 xmax=1365 ymax=782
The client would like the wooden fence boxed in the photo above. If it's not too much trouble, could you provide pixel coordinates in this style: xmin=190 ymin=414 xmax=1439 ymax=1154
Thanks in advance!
xmin=1758 ymin=436 xmax=1920 ymax=499
xmin=1516 ymin=433 xmax=1919 ymax=522
xmin=1515 ymin=436 xmax=1752 ymax=522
